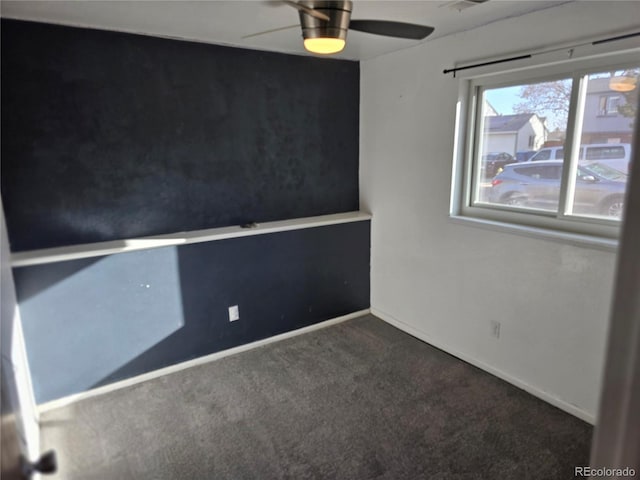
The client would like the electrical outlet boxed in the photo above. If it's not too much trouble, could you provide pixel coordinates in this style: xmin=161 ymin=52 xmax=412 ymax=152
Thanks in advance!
xmin=491 ymin=320 xmax=501 ymax=339
xmin=228 ymin=305 xmax=239 ymax=322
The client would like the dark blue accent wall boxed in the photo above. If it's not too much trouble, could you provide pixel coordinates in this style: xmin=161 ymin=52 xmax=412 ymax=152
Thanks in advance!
xmin=14 ymin=223 xmax=370 ymax=404
xmin=1 ymin=20 xmax=359 ymax=251
xmin=2 ymin=20 xmax=367 ymax=404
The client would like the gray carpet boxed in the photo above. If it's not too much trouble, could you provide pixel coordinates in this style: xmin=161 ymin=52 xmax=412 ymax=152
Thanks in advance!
xmin=40 ymin=315 xmax=592 ymax=479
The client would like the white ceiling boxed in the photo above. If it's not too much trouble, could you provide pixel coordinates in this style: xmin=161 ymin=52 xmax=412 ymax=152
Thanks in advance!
xmin=1 ymin=0 xmax=572 ymax=60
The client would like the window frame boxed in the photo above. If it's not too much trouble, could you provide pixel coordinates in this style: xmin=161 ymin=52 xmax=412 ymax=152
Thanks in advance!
xmin=598 ymin=94 xmax=622 ymax=116
xmin=451 ymin=47 xmax=640 ymax=241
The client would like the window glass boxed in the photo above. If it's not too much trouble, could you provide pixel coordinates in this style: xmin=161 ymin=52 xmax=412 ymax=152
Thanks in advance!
xmin=584 ymin=146 xmax=625 ymax=160
xmin=567 ymin=68 xmax=637 ymax=220
xmin=475 ymin=79 xmax=571 ymax=211
xmin=531 ymin=149 xmax=551 ymax=161
xmin=513 ymin=165 xmax=562 ymax=180
xmin=599 ymin=95 xmax=621 ymax=115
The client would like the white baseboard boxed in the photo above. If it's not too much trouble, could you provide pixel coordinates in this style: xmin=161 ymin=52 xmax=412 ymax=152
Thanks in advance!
xmin=38 ymin=309 xmax=370 ymax=414
xmin=372 ymin=307 xmax=595 ymax=425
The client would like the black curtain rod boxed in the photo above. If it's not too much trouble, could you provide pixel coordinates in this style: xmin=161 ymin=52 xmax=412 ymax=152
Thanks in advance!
xmin=443 ymin=31 xmax=640 ymax=77
xmin=592 ymin=31 xmax=640 ymax=45
xmin=443 ymin=55 xmax=531 ymax=76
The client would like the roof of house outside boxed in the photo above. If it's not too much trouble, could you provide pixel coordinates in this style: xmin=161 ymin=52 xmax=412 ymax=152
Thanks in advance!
xmin=486 ymin=113 xmax=535 ymax=133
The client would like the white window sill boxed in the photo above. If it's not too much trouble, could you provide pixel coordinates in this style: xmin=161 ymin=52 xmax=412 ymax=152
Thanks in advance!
xmin=449 ymin=215 xmax=618 ymax=253
xmin=12 ymin=211 xmax=372 ymax=267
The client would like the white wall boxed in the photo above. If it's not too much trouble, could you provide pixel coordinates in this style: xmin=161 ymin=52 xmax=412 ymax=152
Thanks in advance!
xmin=360 ymin=1 xmax=640 ymax=422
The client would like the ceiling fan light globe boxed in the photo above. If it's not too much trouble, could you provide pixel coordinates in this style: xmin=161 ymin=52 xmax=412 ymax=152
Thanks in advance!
xmin=303 ymin=37 xmax=345 ymax=54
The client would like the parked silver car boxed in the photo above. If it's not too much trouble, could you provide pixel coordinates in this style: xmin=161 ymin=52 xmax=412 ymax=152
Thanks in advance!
xmin=488 ymin=160 xmax=627 ymax=217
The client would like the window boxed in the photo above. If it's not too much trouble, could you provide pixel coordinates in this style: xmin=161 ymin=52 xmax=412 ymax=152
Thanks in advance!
xmin=454 ymin=50 xmax=638 ymax=240
xmin=599 ymin=95 xmax=621 ymax=116
xmin=584 ymin=145 xmax=625 ymax=160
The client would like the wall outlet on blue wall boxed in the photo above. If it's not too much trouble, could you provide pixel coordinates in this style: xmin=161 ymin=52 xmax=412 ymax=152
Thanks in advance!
xmin=228 ymin=305 xmax=240 ymax=322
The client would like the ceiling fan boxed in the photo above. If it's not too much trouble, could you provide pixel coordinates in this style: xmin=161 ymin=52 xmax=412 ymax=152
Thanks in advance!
xmin=244 ymin=0 xmax=435 ymax=55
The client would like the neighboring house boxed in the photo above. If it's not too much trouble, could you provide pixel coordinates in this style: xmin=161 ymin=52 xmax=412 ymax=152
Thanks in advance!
xmin=483 ymin=99 xmax=498 ymax=117
xmin=545 ymin=127 xmax=566 ymax=147
xmin=581 ymin=76 xmax=635 ymax=144
xmin=482 ymin=113 xmax=548 ymax=156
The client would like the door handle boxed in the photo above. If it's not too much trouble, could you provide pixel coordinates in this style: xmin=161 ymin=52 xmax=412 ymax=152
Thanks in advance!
xmin=22 ymin=450 xmax=57 ymax=478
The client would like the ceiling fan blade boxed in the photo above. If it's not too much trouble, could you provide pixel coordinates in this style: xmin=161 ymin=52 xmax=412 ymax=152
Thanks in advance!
xmin=242 ymin=24 xmax=299 ymax=40
xmin=349 ymin=20 xmax=434 ymax=40
xmin=282 ymin=1 xmax=330 ymax=21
